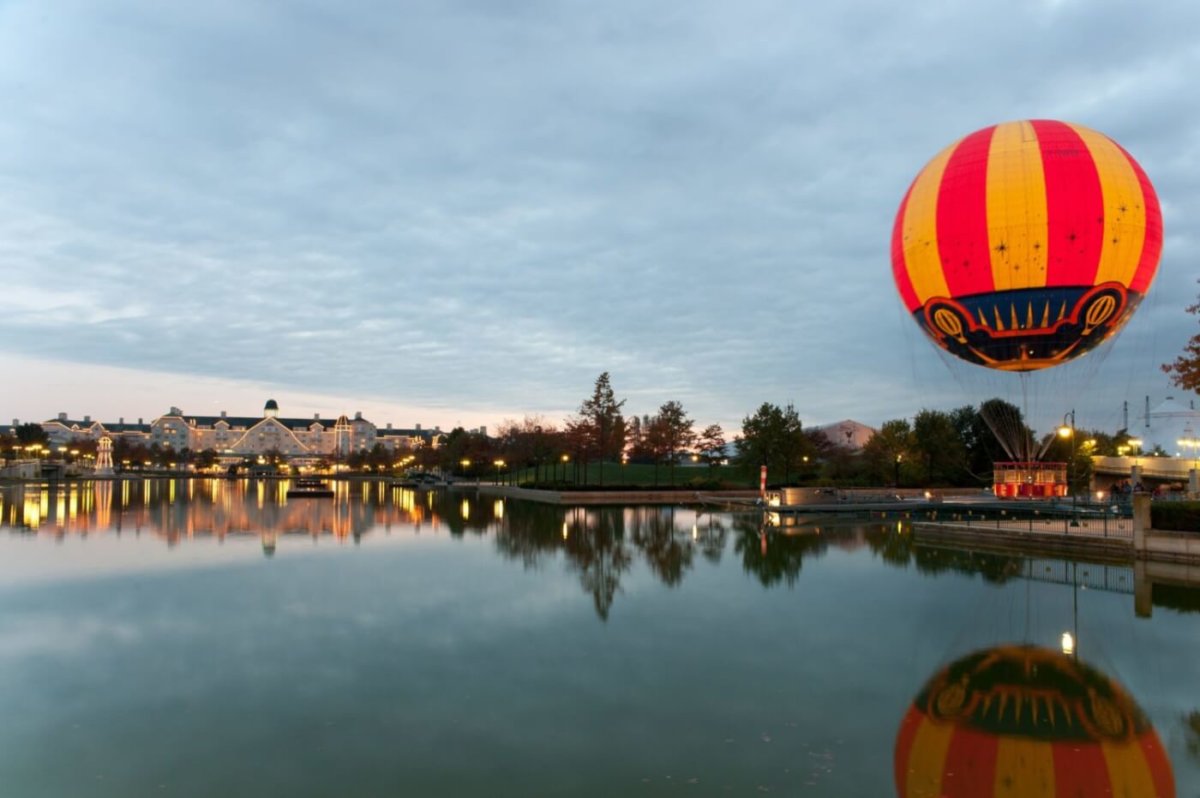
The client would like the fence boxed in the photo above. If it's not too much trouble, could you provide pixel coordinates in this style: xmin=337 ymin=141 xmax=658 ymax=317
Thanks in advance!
xmin=930 ymin=503 xmax=1134 ymax=539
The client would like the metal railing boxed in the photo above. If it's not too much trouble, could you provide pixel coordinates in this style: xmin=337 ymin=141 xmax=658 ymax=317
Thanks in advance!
xmin=1022 ymin=558 xmax=1135 ymax=593
xmin=931 ymin=503 xmax=1134 ymax=539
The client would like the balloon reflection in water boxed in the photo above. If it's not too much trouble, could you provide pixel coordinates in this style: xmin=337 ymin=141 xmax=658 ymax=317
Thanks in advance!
xmin=895 ymin=645 xmax=1173 ymax=797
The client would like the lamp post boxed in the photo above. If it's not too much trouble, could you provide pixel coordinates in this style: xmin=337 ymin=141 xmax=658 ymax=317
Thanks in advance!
xmin=1058 ymin=409 xmax=1078 ymax=525
xmin=494 ymin=459 xmax=505 ymax=486
xmin=1126 ymin=437 xmax=1143 ymax=491
xmin=1178 ymin=429 xmax=1199 ymax=498
xmin=894 ymin=453 xmax=902 ymax=488
xmin=560 ymin=453 xmax=569 ymax=484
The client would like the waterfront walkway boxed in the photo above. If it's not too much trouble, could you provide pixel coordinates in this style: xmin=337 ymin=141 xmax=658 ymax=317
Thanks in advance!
xmin=913 ymin=495 xmax=1199 ymax=565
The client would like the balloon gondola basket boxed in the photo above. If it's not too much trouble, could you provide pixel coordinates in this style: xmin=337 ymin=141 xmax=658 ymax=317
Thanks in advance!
xmin=993 ymin=461 xmax=1068 ymax=499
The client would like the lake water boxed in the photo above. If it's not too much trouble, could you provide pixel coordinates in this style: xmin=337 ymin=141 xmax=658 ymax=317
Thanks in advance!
xmin=1 ymin=479 xmax=1196 ymax=796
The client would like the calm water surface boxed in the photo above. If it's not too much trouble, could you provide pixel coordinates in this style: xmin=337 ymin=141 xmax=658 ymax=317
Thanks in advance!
xmin=1 ymin=479 xmax=1197 ymax=796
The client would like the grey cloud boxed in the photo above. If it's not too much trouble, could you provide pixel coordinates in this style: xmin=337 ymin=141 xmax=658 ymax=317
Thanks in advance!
xmin=1 ymin=0 xmax=1198 ymax=434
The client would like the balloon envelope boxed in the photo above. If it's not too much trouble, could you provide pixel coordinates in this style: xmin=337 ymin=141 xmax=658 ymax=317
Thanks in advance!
xmin=892 ymin=120 xmax=1162 ymax=372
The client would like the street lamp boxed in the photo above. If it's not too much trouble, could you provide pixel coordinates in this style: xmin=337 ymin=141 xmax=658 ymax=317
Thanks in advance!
xmin=560 ymin=453 xmax=569 ymax=484
xmin=894 ymin=453 xmax=903 ymax=488
xmin=1124 ymin=437 xmax=1144 ymax=490
xmin=494 ymin=459 xmax=506 ymax=485
xmin=1058 ymin=409 xmax=1079 ymax=524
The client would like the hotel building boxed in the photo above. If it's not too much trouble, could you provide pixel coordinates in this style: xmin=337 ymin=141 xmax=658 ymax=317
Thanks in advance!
xmin=17 ymin=400 xmax=449 ymax=460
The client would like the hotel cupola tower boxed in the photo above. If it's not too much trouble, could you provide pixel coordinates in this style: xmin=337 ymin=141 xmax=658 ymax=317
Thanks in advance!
xmin=264 ymin=399 xmax=279 ymax=419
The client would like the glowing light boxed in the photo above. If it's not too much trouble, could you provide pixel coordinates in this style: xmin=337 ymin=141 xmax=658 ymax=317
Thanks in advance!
xmin=1061 ymin=632 xmax=1075 ymax=656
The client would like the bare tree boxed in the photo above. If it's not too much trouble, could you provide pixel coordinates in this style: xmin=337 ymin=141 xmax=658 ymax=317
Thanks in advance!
xmin=697 ymin=424 xmax=727 ymax=472
xmin=576 ymin=372 xmax=626 ymax=486
xmin=656 ymin=401 xmax=695 ymax=485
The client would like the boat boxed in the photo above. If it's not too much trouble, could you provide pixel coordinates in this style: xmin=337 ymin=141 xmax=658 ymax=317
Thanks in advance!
xmin=393 ymin=473 xmax=448 ymax=490
xmin=287 ymin=478 xmax=334 ymax=498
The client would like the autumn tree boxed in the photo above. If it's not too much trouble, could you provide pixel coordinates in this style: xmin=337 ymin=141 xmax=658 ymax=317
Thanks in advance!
xmin=625 ymin=415 xmax=645 ymax=461
xmin=739 ymin=403 xmax=783 ymax=472
xmin=912 ymin=409 xmax=968 ymax=485
xmin=194 ymin=448 xmax=219 ymax=470
xmin=1163 ymin=280 xmax=1200 ymax=393
xmin=13 ymin=422 xmax=47 ymax=446
xmin=655 ymin=400 xmax=696 ymax=485
xmin=641 ymin=414 xmax=669 ymax=485
xmin=739 ymin=402 xmax=806 ymax=484
xmin=495 ymin=416 xmax=555 ymax=483
xmin=861 ymin=419 xmax=914 ymax=486
xmin=696 ymin=424 xmax=727 ymax=471
xmin=777 ymin=406 xmax=812 ymax=483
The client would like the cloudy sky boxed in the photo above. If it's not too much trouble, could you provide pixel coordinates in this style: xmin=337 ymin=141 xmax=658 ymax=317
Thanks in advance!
xmin=1 ymin=0 xmax=1196 ymax=437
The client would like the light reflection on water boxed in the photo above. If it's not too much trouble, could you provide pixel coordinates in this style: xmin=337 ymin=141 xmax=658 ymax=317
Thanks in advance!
xmin=0 ymin=479 xmax=1197 ymax=796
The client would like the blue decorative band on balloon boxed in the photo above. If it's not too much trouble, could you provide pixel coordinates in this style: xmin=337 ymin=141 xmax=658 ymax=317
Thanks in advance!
xmin=914 ymin=282 xmax=1138 ymax=371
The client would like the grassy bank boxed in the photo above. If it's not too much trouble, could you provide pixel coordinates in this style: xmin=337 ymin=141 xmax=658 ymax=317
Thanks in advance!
xmin=501 ymin=462 xmax=749 ymax=490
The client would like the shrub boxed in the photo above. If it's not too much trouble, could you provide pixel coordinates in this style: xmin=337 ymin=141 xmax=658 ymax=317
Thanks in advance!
xmin=1151 ymin=502 xmax=1200 ymax=533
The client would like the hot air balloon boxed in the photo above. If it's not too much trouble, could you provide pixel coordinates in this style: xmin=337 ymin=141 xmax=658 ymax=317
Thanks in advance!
xmin=894 ymin=645 xmax=1175 ymax=797
xmin=892 ymin=120 xmax=1162 ymax=372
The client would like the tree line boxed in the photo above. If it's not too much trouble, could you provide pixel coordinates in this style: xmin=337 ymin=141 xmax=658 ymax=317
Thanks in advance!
xmin=4 ymin=369 xmax=1177 ymax=487
xmin=471 ymin=373 xmax=1154 ymax=490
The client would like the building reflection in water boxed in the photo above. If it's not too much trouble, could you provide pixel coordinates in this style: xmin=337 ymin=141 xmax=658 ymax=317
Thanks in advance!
xmin=0 ymin=479 xmax=495 ymax=549
xmin=895 ymin=645 xmax=1175 ymax=797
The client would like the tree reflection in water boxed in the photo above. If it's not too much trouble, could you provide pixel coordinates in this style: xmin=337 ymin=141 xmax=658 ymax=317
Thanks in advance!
xmin=863 ymin=528 xmax=1026 ymax=585
xmin=733 ymin=515 xmax=828 ymax=587
xmin=493 ymin=502 xmax=635 ymax=620
xmin=494 ymin=504 xmax=735 ymax=619
xmin=11 ymin=481 xmax=1200 ymax=625
xmin=629 ymin=507 xmax=693 ymax=587
xmin=495 ymin=503 xmax=633 ymax=620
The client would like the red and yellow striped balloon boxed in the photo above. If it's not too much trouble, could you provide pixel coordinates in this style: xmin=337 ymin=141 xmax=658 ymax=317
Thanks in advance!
xmin=894 ymin=645 xmax=1175 ymax=797
xmin=892 ymin=120 xmax=1162 ymax=371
